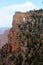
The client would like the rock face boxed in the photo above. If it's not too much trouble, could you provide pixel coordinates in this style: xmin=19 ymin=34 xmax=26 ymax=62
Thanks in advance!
xmin=8 ymin=9 xmax=43 ymax=52
xmin=12 ymin=11 xmax=33 ymax=27
xmin=8 ymin=28 xmax=19 ymax=51
xmin=0 ymin=9 xmax=43 ymax=65
xmin=12 ymin=10 xmax=43 ymax=27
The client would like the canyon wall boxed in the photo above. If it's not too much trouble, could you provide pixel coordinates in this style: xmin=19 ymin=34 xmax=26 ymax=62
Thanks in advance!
xmin=8 ymin=10 xmax=43 ymax=52
xmin=0 ymin=9 xmax=43 ymax=65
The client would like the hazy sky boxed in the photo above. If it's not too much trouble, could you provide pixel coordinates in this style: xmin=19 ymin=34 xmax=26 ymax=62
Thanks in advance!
xmin=0 ymin=0 xmax=43 ymax=28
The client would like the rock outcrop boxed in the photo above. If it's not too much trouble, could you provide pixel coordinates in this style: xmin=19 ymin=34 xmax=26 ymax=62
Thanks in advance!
xmin=8 ymin=9 xmax=43 ymax=52
xmin=0 ymin=9 xmax=43 ymax=65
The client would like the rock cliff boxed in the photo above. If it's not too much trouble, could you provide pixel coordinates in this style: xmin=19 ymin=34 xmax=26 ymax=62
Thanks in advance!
xmin=0 ymin=9 xmax=43 ymax=65
xmin=8 ymin=9 xmax=43 ymax=52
